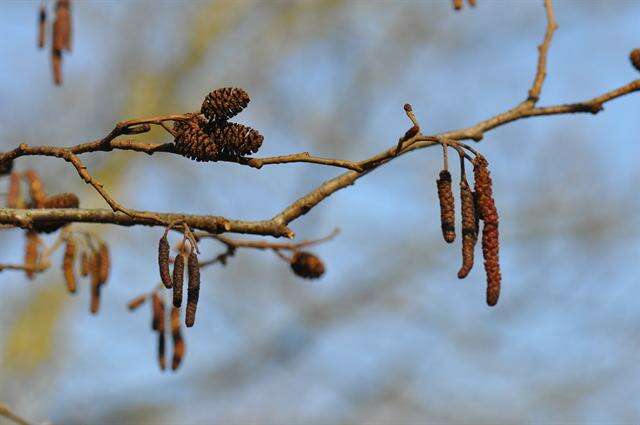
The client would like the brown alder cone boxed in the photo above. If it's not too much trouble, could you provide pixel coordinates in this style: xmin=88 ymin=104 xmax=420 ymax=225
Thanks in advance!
xmin=173 ymin=116 xmax=219 ymax=162
xmin=209 ymin=121 xmax=264 ymax=158
xmin=473 ymin=156 xmax=501 ymax=306
xmin=158 ymin=331 xmax=166 ymax=371
xmin=38 ymin=3 xmax=47 ymax=49
xmin=201 ymin=87 xmax=250 ymax=122
xmin=89 ymin=252 xmax=102 ymax=314
xmin=290 ymin=251 xmax=325 ymax=279
xmin=41 ymin=193 xmax=79 ymax=209
xmin=62 ymin=236 xmax=77 ymax=293
xmin=185 ymin=251 xmax=200 ymax=328
xmin=172 ymin=253 xmax=185 ymax=308
xmin=170 ymin=307 xmax=185 ymax=371
xmin=127 ymin=294 xmax=147 ymax=311
xmin=24 ymin=170 xmax=46 ymax=208
xmin=80 ymin=251 xmax=90 ymax=277
xmin=24 ymin=231 xmax=41 ymax=280
xmin=631 ymin=49 xmax=640 ymax=72
xmin=453 ymin=0 xmax=463 ymax=10
xmin=457 ymin=177 xmax=478 ymax=279
xmin=151 ymin=292 xmax=163 ymax=331
xmin=437 ymin=170 xmax=456 ymax=243
xmin=7 ymin=172 xmax=23 ymax=208
xmin=158 ymin=234 xmax=172 ymax=288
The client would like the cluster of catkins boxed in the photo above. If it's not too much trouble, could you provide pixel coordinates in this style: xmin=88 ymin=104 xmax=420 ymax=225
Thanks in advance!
xmin=435 ymin=154 xmax=501 ymax=306
xmin=173 ymin=87 xmax=263 ymax=162
xmin=37 ymin=0 xmax=72 ymax=85
xmin=158 ymin=234 xmax=201 ymax=328
xmin=128 ymin=291 xmax=185 ymax=371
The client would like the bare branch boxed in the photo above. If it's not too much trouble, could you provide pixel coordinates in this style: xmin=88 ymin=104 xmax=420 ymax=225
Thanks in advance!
xmin=527 ymin=0 xmax=558 ymax=103
xmin=0 ymin=403 xmax=34 ymax=425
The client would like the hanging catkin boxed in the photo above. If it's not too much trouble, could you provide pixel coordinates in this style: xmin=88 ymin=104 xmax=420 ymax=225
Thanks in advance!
xmin=457 ymin=176 xmax=478 ymax=279
xmin=89 ymin=251 xmax=102 ymax=314
xmin=38 ymin=3 xmax=47 ymax=48
xmin=62 ymin=236 xmax=77 ymax=293
xmin=473 ymin=156 xmax=501 ymax=306
xmin=127 ymin=294 xmax=147 ymax=311
xmin=171 ymin=307 xmax=185 ymax=371
xmin=8 ymin=172 xmax=22 ymax=208
xmin=158 ymin=331 xmax=166 ymax=371
xmin=290 ymin=251 xmax=325 ymax=279
xmin=151 ymin=292 xmax=163 ymax=331
xmin=80 ymin=251 xmax=90 ymax=277
xmin=172 ymin=253 xmax=185 ymax=308
xmin=42 ymin=193 xmax=79 ymax=209
xmin=24 ymin=231 xmax=40 ymax=279
xmin=97 ymin=242 xmax=110 ymax=285
xmin=185 ymin=250 xmax=200 ymax=328
xmin=24 ymin=170 xmax=46 ymax=208
xmin=437 ymin=170 xmax=456 ymax=243
xmin=201 ymin=87 xmax=250 ymax=122
xmin=158 ymin=234 xmax=172 ymax=289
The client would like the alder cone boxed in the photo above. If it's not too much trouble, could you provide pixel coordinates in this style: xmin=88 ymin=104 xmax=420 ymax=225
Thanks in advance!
xmin=457 ymin=177 xmax=478 ymax=279
xmin=209 ymin=121 xmax=264 ymax=158
xmin=158 ymin=234 xmax=172 ymax=289
xmin=185 ymin=251 xmax=200 ymax=328
xmin=630 ymin=48 xmax=640 ymax=72
xmin=62 ymin=237 xmax=77 ymax=293
xmin=201 ymin=87 xmax=250 ymax=122
xmin=436 ymin=170 xmax=456 ymax=243
xmin=42 ymin=193 xmax=79 ymax=209
xmin=173 ymin=116 xmax=220 ymax=162
xmin=290 ymin=251 xmax=325 ymax=279
xmin=172 ymin=253 xmax=185 ymax=308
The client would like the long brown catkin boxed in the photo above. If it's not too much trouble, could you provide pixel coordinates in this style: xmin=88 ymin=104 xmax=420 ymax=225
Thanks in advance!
xmin=62 ymin=237 xmax=77 ymax=293
xmin=172 ymin=253 xmax=184 ymax=308
xmin=457 ymin=177 xmax=478 ymax=279
xmin=436 ymin=170 xmax=456 ymax=243
xmin=185 ymin=251 xmax=200 ymax=328
xmin=158 ymin=234 xmax=172 ymax=289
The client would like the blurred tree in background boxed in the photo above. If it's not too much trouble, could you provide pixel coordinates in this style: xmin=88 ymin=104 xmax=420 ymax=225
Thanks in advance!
xmin=0 ymin=1 xmax=639 ymax=424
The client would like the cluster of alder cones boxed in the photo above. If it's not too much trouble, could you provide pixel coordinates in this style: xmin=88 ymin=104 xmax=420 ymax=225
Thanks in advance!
xmin=4 ymin=166 xmax=111 ymax=313
xmin=37 ymin=0 xmax=72 ymax=85
xmin=434 ymin=149 xmax=500 ymax=306
xmin=173 ymin=87 xmax=264 ymax=162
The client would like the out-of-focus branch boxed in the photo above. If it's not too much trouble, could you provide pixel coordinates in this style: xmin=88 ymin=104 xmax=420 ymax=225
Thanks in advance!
xmin=0 ymin=403 xmax=34 ymax=425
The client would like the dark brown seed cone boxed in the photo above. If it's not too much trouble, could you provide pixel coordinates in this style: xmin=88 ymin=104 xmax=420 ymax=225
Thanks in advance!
xmin=42 ymin=193 xmax=79 ymax=209
xmin=201 ymin=87 xmax=250 ymax=122
xmin=209 ymin=121 xmax=264 ymax=158
xmin=185 ymin=251 xmax=200 ymax=328
xmin=151 ymin=292 xmax=163 ymax=331
xmin=96 ymin=243 xmax=110 ymax=285
xmin=436 ymin=170 xmax=456 ymax=243
xmin=631 ymin=49 xmax=640 ymax=72
xmin=472 ymin=156 xmax=501 ymax=306
xmin=290 ymin=251 xmax=325 ymax=279
xmin=38 ymin=4 xmax=47 ymax=48
xmin=24 ymin=170 xmax=46 ymax=208
xmin=171 ymin=307 xmax=185 ymax=371
xmin=24 ymin=231 xmax=41 ymax=280
xmin=173 ymin=116 xmax=220 ymax=162
xmin=457 ymin=177 xmax=478 ymax=279
xmin=158 ymin=234 xmax=172 ymax=288
xmin=89 ymin=252 xmax=102 ymax=314
xmin=158 ymin=331 xmax=166 ymax=371
xmin=453 ymin=0 xmax=463 ymax=10
xmin=80 ymin=251 xmax=90 ymax=277
xmin=127 ymin=294 xmax=147 ymax=311
xmin=172 ymin=253 xmax=185 ymax=308
xmin=0 ymin=160 xmax=13 ymax=176
xmin=8 ymin=172 xmax=23 ymax=208
xmin=62 ymin=237 xmax=77 ymax=293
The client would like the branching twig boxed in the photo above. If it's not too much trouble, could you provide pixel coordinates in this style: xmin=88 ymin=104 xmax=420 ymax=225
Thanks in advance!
xmin=0 ymin=403 xmax=34 ymax=425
